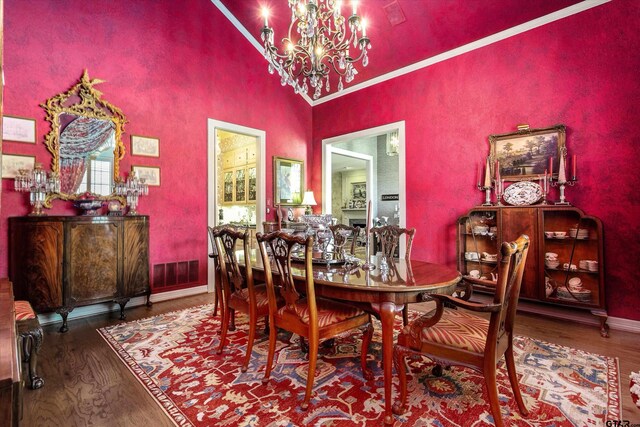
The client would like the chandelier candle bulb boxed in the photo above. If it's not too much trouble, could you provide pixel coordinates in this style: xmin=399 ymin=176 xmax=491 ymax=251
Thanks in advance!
xmin=352 ymin=0 xmax=358 ymax=15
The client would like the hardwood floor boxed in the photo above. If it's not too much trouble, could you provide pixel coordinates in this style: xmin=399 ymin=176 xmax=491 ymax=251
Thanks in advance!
xmin=21 ymin=293 xmax=640 ymax=426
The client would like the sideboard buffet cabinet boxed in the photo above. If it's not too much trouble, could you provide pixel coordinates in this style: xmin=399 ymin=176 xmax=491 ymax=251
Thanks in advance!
xmin=9 ymin=216 xmax=150 ymax=332
xmin=457 ymin=205 xmax=607 ymax=336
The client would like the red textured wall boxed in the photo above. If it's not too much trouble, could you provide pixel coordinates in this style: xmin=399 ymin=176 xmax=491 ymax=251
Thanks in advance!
xmin=0 ymin=0 xmax=312 ymax=288
xmin=312 ymin=0 xmax=640 ymax=320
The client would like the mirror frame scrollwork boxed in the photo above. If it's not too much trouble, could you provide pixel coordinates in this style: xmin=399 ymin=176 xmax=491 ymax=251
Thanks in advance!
xmin=41 ymin=70 xmax=127 ymax=207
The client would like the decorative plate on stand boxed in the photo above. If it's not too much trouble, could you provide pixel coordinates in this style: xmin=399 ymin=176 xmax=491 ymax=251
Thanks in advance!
xmin=502 ymin=181 xmax=543 ymax=206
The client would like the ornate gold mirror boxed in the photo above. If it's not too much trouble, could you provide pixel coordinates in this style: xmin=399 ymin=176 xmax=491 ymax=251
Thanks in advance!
xmin=41 ymin=70 xmax=127 ymax=206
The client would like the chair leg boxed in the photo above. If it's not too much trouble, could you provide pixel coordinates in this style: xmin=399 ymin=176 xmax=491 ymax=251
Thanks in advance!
xmin=242 ymin=308 xmax=258 ymax=373
xmin=212 ymin=281 xmax=219 ymax=317
xmin=217 ymin=305 xmax=231 ymax=354
xmin=483 ymin=367 xmax=505 ymax=427
xmin=262 ymin=319 xmax=278 ymax=385
xmin=392 ymin=345 xmax=409 ymax=415
xmin=301 ymin=335 xmax=319 ymax=410
xmin=402 ymin=305 xmax=409 ymax=326
xmin=229 ymin=309 xmax=236 ymax=331
xmin=360 ymin=323 xmax=373 ymax=380
xmin=20 ymin=325 xmax=44 ymax=389
xmin=505 ymin=345 xmax=529 ymax=416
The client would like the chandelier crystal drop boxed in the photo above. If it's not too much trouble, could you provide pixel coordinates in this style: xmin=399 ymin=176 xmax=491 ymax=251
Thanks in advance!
xmin=261 ymin=0 xmax=371 ymax=99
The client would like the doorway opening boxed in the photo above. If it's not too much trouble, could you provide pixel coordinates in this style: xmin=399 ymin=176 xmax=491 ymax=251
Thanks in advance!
xmin=207 ymin=119 xmax=266 ymax=292
xmin=322 ymin=121 xmax=406 ymax=256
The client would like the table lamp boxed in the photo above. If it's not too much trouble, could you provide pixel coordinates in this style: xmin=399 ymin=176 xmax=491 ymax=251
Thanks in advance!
xmin=301 ymin=190 xmax=317 ymax=215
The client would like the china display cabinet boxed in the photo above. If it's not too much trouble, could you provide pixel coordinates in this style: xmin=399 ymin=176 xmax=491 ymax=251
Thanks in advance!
xmin=457 ymin=206 xmax=607 ymax=336
xmin=220 ymin=145 xmax=256 ymax=205
xmin=9 ymin=216 xmax=150 ymax=332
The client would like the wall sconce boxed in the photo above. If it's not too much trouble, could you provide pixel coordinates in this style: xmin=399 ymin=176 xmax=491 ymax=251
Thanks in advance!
xmin=14 ymin=162 xmax=60 ymax=216
xmin=114 ymin=170 xmax=148 ymax=215
xmin=301 ymin=190 xmax=317 ymax=215
xmin=386 ymin=130 xmax=399 ymax=156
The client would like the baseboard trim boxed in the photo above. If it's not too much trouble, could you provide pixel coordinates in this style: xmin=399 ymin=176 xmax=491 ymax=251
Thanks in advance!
xmin=471 ymin=294 xmax=640 ymax=334
xmin=37 ymin=285 xmax=210 ymax=327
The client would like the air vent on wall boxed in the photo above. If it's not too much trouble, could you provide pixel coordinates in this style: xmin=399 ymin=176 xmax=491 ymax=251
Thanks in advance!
xmin=153 ymin=260 xmax=199 ymax=288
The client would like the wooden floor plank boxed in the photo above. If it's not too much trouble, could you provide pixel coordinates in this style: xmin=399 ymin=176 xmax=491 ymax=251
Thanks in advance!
xmin=20 ymin=293 xmax=640 ymax=426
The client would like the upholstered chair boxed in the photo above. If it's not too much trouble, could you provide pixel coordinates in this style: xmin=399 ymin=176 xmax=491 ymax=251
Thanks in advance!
xmin=256 ymin=230 xmax=374 ymax=410
xmin=393 ymin=235 xmax=530 ymax=427
xmin=328 ymin=223 xmax=361 ymax=256
xmin=214 ymin=226 xmax=271 ymax=372
xmin=370 ymin=225 xmax=416 ymax=325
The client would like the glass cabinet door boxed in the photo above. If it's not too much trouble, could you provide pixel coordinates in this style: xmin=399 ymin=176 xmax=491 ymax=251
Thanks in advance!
xmin=235 ymin=168 xmax=246 ymax=202
xmin=223 ymin=171 xmax=233 ymax=203
xmin=457 ymin=209 xmax=499 ymax=286
xmin=247 ymin=166 xmax=257 ymax=202
xmin=542 ymin=210 xmax=602 ymax=308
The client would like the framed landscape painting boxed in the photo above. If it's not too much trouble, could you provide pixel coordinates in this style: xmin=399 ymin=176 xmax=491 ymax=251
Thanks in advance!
xmin=273 ymin=156 xmax=303 ymax=206
xmin=2 ymin=154 xmax=36 ymax=178
xmin=490 ymin=124 xmax=566 ymax=180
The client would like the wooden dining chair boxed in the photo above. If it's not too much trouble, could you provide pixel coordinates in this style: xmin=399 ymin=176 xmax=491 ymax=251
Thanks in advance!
xmin=214 ymin=226 xmax=271 ymax=372
xmin=207 ymin=225 xmax=226 ymax=317
xmin=256 ymin=230 xmax=374 ymax=410
xmin=393 ymin=235 xmax=530 ymax=427
xmin=370 ymin=225 xmax=416 ymax=324
xmin=328 ymin=224 xmax=360 ymax=255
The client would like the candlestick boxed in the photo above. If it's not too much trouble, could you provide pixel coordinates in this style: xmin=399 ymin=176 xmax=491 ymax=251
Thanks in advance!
xmin=483 ymin=156 xmax=492 ymax=188
xmin=550 ymin=149 xmax=577 ymax=205
xmin=476 ymin=163 xmax=480 ymax=187
xmin=361 ymin=200 xmax=375 ymax=270
xmin=558 ymin=153 xmax=566 ymax=183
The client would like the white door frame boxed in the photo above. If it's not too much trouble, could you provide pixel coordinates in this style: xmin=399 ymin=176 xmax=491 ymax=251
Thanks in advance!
xmin=322 ymin=121 xmax=407 ymax=256
xmin=207 ymin=119 xmax=266 ymax=293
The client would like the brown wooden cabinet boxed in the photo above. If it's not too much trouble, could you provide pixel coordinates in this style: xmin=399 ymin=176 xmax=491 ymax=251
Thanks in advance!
xmin=457 ymin=206 xmax=607 ymax=336
xmin=9 ymin=216 xmax=150 ymax=332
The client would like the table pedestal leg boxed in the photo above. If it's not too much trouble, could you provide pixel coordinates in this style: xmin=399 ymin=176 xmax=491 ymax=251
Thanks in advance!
xmin=373 ymin=301 xmax=403 ymax=426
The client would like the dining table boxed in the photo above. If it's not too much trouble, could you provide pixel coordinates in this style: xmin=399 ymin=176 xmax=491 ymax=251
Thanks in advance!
xmin=240 ymin=249 xmax=462 ymax=425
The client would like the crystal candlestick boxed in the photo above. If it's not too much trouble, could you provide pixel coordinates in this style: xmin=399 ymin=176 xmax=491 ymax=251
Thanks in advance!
xmin=14 ymin=163 xmax=60 ymax=216
xmin=114 ymin=171 xmax=149 ymax=215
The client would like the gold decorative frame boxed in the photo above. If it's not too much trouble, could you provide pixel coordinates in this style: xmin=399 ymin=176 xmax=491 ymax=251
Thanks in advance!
xmin=273 ymin=156 xmax=304 ymax=206
xmin=40 ymin=70 xmax=127 ymax=206
xmin=489 ymin=124 xmax=566 ymax=181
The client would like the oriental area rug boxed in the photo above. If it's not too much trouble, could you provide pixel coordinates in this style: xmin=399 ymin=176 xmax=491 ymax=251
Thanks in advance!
xmin=98 ymin=305 xmax=621 ymax=426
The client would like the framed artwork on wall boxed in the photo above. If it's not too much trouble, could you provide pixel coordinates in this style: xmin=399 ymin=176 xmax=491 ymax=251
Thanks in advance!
xmin=3 ymin=115 xmax=36 ymax=143
xmin=273 ymin=156 xmax=303 ymax=206
xmin=2 ymin=154 xmax=36 ymax=178
xmin=132 ymin=165 xmax=161 ymax=186
xmin=489 ymin=124 xmax=566 ymax=181
xmin=131 ymin=135 xmax=160 ymax=157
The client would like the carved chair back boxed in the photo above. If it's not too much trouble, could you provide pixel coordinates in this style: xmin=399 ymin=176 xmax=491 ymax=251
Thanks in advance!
xmin=329 ymin=224 xmax=360 ymax=255
xmin=371 ymin=225 xmax=416 ymax=260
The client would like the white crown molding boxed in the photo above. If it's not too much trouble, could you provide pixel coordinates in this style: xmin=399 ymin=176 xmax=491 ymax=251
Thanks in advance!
xmin=313 ymin=0 xmax=610 ymax=105
xmin=211 ymin=0 xmax=314 ymax=106
xmin=240 ymin=0 xmax=605 ymax=106
xmin=36 ymin=286 xmax=209 ymax=327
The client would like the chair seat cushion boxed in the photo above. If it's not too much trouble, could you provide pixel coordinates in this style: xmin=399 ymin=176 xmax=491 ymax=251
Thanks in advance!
xmin=15 ymin=300 xmax=37 ymax=321
xmin=230 ymin=284 xmax=269 ymax=309
xmin=278 ymin=297 xmax=365 ymax=328
xmin=410 ymin=309 xmax=489 ymax=353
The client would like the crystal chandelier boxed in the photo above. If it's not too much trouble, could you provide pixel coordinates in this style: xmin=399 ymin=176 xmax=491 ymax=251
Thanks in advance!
xmin=261 ymin=0 xmax=371 ymax=99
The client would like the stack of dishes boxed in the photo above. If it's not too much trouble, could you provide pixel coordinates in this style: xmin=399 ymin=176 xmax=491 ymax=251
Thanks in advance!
xmin=569 ymin=228 xmax=589 ymax=239
xmin=481 ymin=252 xmax=497 ymax=262
xmin=472 ymin=225 xmax=489 ymax=235
xmin=556 ymin=277 xmax=592 ymax=302
xmin=556 ymin=286 xmax=592 ymax=302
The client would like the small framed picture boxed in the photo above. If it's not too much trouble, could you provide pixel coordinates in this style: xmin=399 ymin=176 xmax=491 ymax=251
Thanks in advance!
xmin=2 ymin=154 xmax=36 ymax=178
xmin=3 ymin=115 xmax=36 ymax=143
xmin=131 ymin=135 xmax=160 ymax=157
xmin=132 ymin=165 xmax=161 ymax=186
